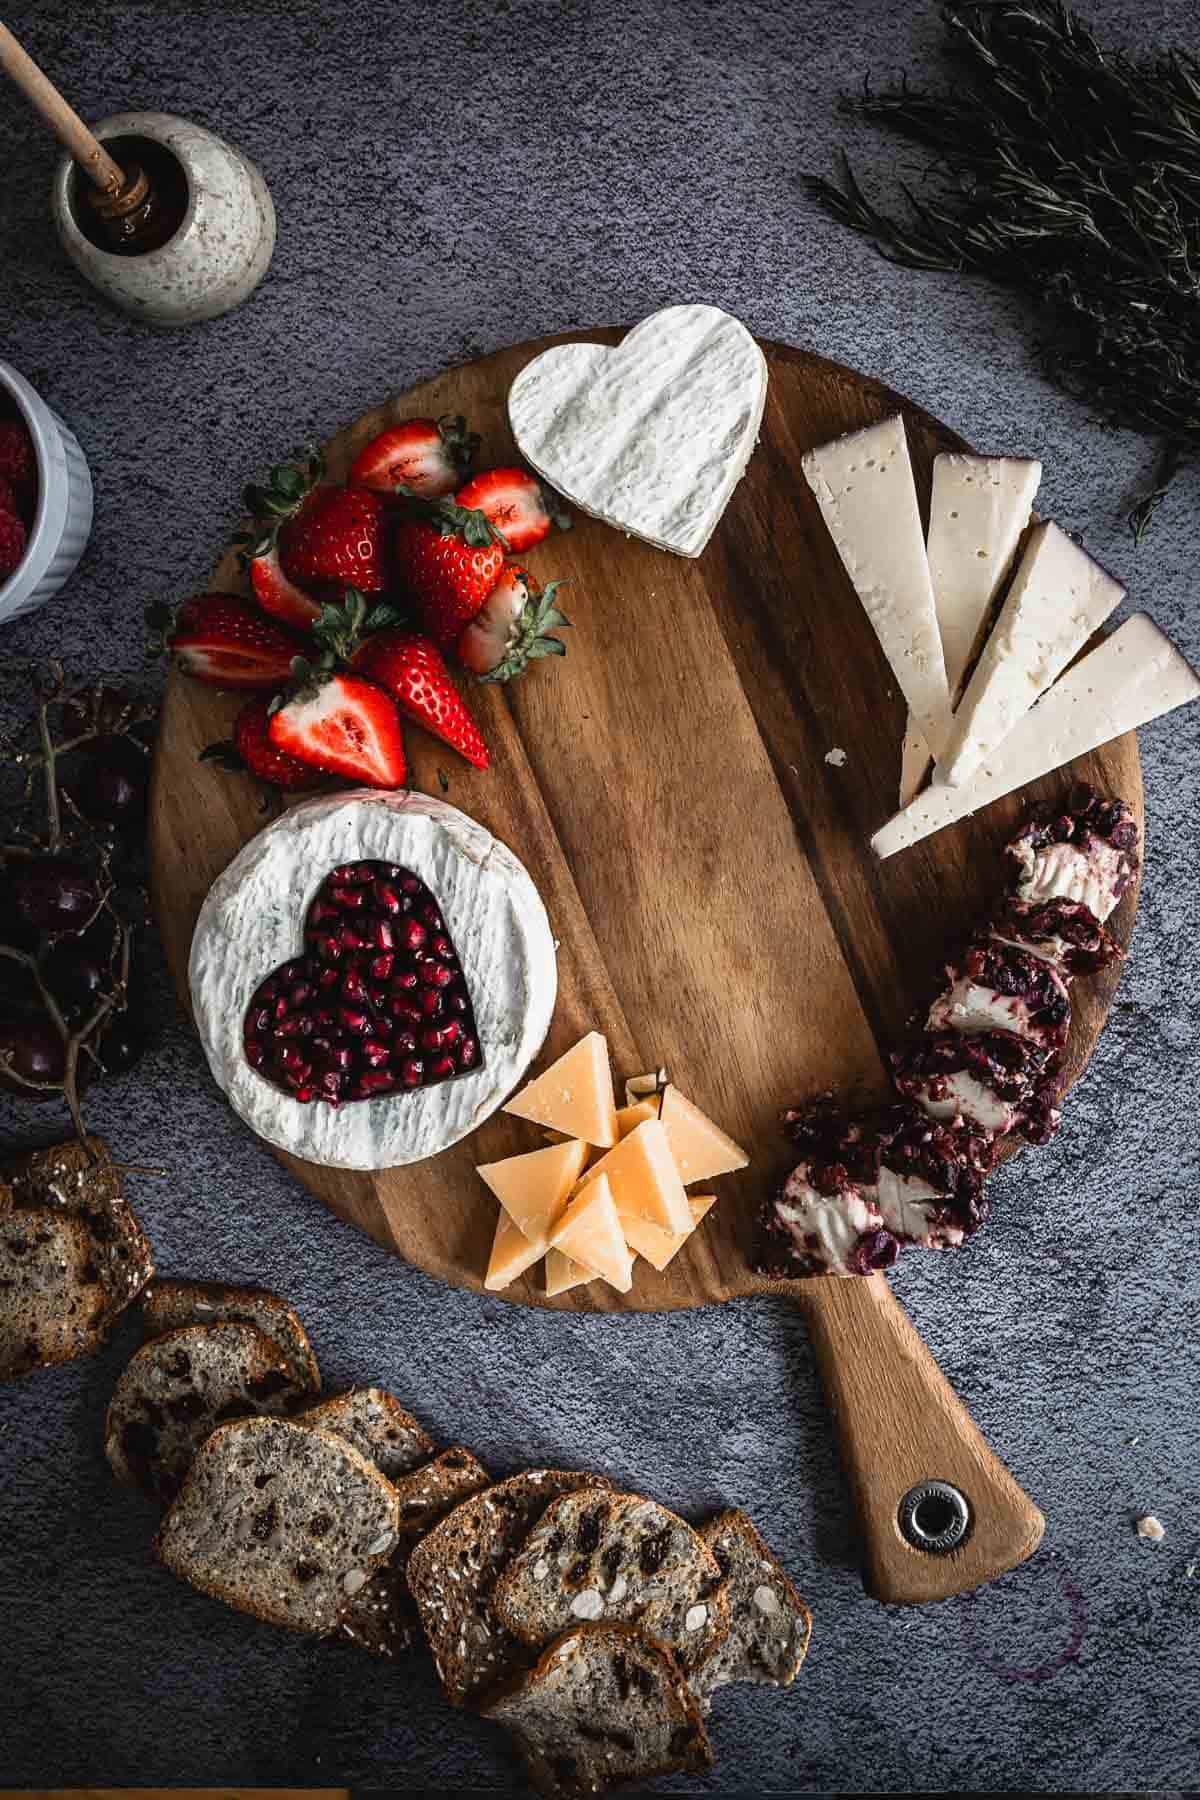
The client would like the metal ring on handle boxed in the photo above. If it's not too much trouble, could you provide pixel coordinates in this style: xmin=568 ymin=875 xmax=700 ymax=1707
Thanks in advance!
xmin=898 ymin=1480 xmax=972 ymax=1554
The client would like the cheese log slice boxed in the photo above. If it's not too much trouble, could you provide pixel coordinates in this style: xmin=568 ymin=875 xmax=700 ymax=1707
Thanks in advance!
xmin=899 ymin=453 xmax=1042 ymax=802
xmin=577 ymin=1117 xmax=692 ymax=1235
xmin=658 ymin=1085 xmax=749 ymax=1185
xmin=623 ymin=1194 xmax=718 ymax=1272
xmin=485 ymin=1209 xmax=545 ymax=1292
xmin=873 ymin=614 xmax=1200 ymax=858
xmin=549 ymin=1174 xmax=634 ymax=1292
xmin=503 ymin=1031 xmax=618 ymax=1148
xmin=940 ymin=521 xmax=1124 ymax=787
xmin=544 ymin=1249 xmax=595 ymax=1297
xmin=476 ymin=1139 xmax=589 ymax=1249
xmin=615 ymin=1098 xmax=659 ymax=1137
xmin=802 ymin=415 xmax=952 ymax=758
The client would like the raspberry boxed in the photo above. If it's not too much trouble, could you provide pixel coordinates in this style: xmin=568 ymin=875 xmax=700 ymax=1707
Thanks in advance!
xmin=0 ymin=507 xmax=27 ymax=582
xmin=0 ymin=419 xmax=35 ymax=486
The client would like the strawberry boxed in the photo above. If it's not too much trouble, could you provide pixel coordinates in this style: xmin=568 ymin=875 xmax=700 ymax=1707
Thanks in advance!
xmin=458 ymin=566 xmax=571 ymax=684
xmin=350 ymin=414 xmax=479 ymax=499
xmin=393 ymin=498 xmax=506 ymax=652
xmin=0 ymin=419 xmax=35 ymax=486
xmin=268 ymin=672 xmax=406 ymax=788
xmin=455 ymin=467 xmax=569 ymax=553
xmin=352 ymin=630 xmax=489 ymax=769
xmin=247 ymin=543 xmax=322 ymax=629
xmin=0 ymin=507 xmax=27 ymax=582
xmin=200 ymin=697 xmax=321 ymax=790
xmin=160 ymin=593 xmax=306 ymax=690
xmin=279 ymin=484 xmax=390 ymax=595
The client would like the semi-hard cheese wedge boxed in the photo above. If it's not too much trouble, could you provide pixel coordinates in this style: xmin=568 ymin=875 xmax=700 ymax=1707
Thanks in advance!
xmin=503 ymin=1031 xmax=618 ymax=1148
xmin=899 ymin=453 xmax=1042 ymax=802
xmin=544 ymin=1249 xmax=595 ymax=1297
xmin=623 ymin=1194 xmax=718 ymax=1272
xmin=475 ymin=1139 xmax=589 ymax=1249
xmin=802 ymin=415 xmax=952 ymax=759
xmin=939 ymin=520 xmax=1124 ymax=787
xmin=485 ymin=1209 xmax=545 ymax=1292
xmin=549 ymin=1174 xmax=634 ymax=1292
xmin=615 ymin=1099 xmax=659 ymax=1138
xmin=578 ymin=1117 xmax=692 ymax=1235
xmin=873 ymin=614 xmax=1200 ymax=859
xmin=658 ymin=1085 xmax=749 ymax=1184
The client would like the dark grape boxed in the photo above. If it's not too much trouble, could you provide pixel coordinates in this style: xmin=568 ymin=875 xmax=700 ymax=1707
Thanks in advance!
xmin=68 ymin=734 xmax=149 ymax=830
xmin=97 ymin=1009 xmax=147 ymax=1075
xmin=0 ymin=1009 xmax=66 ymax=1094
xmin=40 ymin=937 xmax=112 ymax=1017
xmin=12 ymin=857 xmax=100 ymax=932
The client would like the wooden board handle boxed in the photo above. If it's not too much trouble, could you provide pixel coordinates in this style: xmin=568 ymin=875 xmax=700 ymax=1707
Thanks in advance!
xmin=798 ymin=1275 xmax=1044 ymax=1604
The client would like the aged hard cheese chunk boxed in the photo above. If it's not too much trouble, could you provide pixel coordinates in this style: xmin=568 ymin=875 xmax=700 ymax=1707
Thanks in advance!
xmin=475 ymin=1139 xmax=588 ymax=1250
xmin=625 ymin=1069 xmax=667 ymax=1106
xmin=544 ymin=1249 xmax=595 ymax=1297
xmin=503 ymin=1031 xmax=618 ymax=1148
xmin=802 ymin=414 xmax=952 ymax=758
xmin=549 ymin=1173 xmax=634 ymax=1292
xmin=940 ymin=521 xmax=1124 ymax=787
xmin=623 ymin=1194 xmax=718 ymax=1272
xmin=485 ymin=1210 xmax=544 ymax=1292
xmin=658 ymin=1085 xmax=749 ymax=1184
xmin=873 ymin=615 xmax=1200 ymax=858
xmin=900 ymin=452 xmax=1042 ymax=802
xmin=615 ymin=1098 xmax=658 ymax=1137
xmin=578 ymin=1117 xmax=692 ymax=1235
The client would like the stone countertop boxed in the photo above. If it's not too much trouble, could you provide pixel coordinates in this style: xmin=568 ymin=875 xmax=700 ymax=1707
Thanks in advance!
xmin=1 ymin=0 xmax=1197 ymax=1791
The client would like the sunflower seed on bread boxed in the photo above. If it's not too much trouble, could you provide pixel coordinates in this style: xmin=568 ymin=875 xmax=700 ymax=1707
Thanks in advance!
xmin=105 ymin=1321 xmax=310 ymax=1505
xmin=0 ymin=1206 xmax=108 ymax=1380
xmin=294 ymin=1385 xmax=432 ymax=1480
xmin=692 ymin=1509 xmax=812 ymax=1700
xmin=407 ymin=1469 xmax=614 ymax=1708
xmin=155 ymin=1414 xmax=401 ymax=1634
xmin=492 ymin=1488 xmax=729 ymax=1675
xmin=483 ymin=1621 xmax=712 ymax=1799
xmin=338 ymin=1446 xmax=491 ymax=1660
xmin=6 ymin=1136 xmax=153 ymax=1324
xmin=142 ymin=1277 xmax=319 ymax=1391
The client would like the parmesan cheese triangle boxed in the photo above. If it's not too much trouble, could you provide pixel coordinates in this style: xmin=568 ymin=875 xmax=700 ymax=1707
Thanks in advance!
xmin=476 ymin=1139 xmax=589 ymax=1249
xmin=623 ymin=1194 xmax=718 ymax=1272
xmin=578 ymin=1117 xmax=692 ymax=1235
xmin=484 ymin=1209 xmax=544 ymax=1292
xmin=503 ymin=1031 xmax=618 ymax=1147
xmin=544 ymin=1249 xmax=595 ymax=1297
xmin=549 ymin=1174 xmax=633 ymax=1292
xmin=615 ymin=1098 xmax=658 ymax=1138
xmin=658 ymin=1085 xmax=748 ymax=1184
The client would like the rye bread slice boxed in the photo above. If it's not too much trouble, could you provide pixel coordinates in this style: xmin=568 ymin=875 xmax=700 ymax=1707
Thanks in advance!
xmin=6 ymin=1135 xmax=153 ymax=1324
xmin=0 ymin=1205 xmax=107 ymax=1379
xmin=493 ymin=1488 xmax=729 ymax=1676
xmin=155 ymin=1414 xmax=401 ymax=1634
xmin=295 ymin=1385 xmax=432 ymax=1480
xmin=142 ymin=1277 xmax=319 ymax=1391
xmin=407 ymin=1469 xmax=613 ymax=1707
xmin=483 ymin=1621 xmax=712 ymax=1799
xmin=105 ymin=1321 xmax=310 ymax=1505
xmin=337 ymin=1446 xmax=491 ymax=1660
xmin=692 ymin=1509 xmax=812 ymax=1700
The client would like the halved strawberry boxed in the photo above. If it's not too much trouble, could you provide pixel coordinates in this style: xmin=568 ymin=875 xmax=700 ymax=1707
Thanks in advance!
xmin=268 ymin=673 xmax=407 ymax=788
xmin=161 ymin=594 xmax=305 ymax=690
xmin=200 ymin=697 xmax=322 ymax=790
xmin=247 ymin=543 xmax=321 ymax=629
xmin=393 ymin=498 xmax=507 ymax=652
xmin=455 ymin=467 xmax=569 ymax=553
xmin=236 ymin=449 xmax=324 ymax=627
xmin=350 ymin=415 xmax=479 ymax=499
xmin=352 ymin=630 xmax=489 ymax=769
xmin=457 ymin=565 xmax=570 ymax=684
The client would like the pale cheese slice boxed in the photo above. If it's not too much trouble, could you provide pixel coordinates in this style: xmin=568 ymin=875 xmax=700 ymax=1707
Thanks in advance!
xmin=873 ymin=614 xmax=1200 ymax=859
xmin=802 ymin=414 xmax=952 ymax=758
xmin=658 ymin=1085 xmax=749 ymax=1184
xmin=939 ymin=520 xmax=1124 ymax=787
xmin=503 ymin=1031 xmax=618 ymax=1148
xmin=622 ymin=1194 xmax=718 ymax=1272
xmin=476 ymin=1139 xmax=589 ymax=1249
xmin=485 ymin=1209 xmax=544 ymax=1291
xmin=900 ymin=453 xmax=1042 ymax=802
xmin=544 ymin=1249 xmax=596 ymax=1297
xmin=549 ymin=1173 xmax=634 ymax=1292
xmin=577 ymin=1117 xmax=692 ymax=1236
xmin=615 ymin=1098 xmax=659 ymax=1138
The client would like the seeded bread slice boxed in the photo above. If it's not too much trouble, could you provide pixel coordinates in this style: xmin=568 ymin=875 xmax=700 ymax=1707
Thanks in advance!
xmin=338 ymin=1446 xmax=491 ymax=1660
xmin=295 ymin=1385 xmax=432 ymax=1480
xmin=105 ymin=1322 xmax=310 ymax=1505
xmin=483 ymin=1621 xmax=712 ymax=1799
xmin=493 ymin=1488 xmax=729 ymax=1676
xmin=142 ymin=1277 xmax=319 ymax=1391
xmin=692 ymin=1509 xmax=812 ymax=1700
xmin=6 ymin=1135 xmax=153 ymax=1324
xmin=155 ymin=1415 xmax=401 ymax=1634
xmin=0 ymin=1205 xmax=107 ymax=1379
xmin=407 ymin=1468 xmax=613 ymax=1707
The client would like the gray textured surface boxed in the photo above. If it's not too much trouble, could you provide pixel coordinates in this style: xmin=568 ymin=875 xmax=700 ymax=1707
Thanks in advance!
xmin=1 ymin=0 xmax=1198 ymax=1791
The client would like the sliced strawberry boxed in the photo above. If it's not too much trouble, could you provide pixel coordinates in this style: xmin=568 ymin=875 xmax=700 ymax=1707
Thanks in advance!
xmin=457 ymin=565 xmax=570 ymax=684
xmin=279 ymin=484 xmax=391 ymax=594
xmin=352 ymin=630 xmax=489 ymax=769
xmin=455 ymin=467 xmax=568 ymax=553
xmin=200 ymin=697 xmax=321 ymax=790
xmin=248 ymin=542 xmax=321 ymax=629
xmin=0 ymin=419 xmax=35 ymax=486
xmin=268 ymin=673 xmax=407 ymax=788
xmin=165 ymin=593 xmax=305 ymax=690
xmin=393 ymin=498 xmax=506 ymax=652
xmin=350 ymin=414 xmax=479 ymax=499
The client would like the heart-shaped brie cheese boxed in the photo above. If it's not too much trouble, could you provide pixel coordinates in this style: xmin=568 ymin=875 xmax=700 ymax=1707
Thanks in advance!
xmin=508 ymin=304 xmax=767 ymax=558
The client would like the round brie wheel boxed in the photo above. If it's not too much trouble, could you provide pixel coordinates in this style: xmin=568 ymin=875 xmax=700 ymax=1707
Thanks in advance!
xmin=188 ymin=790 xmax=558 ymax=1170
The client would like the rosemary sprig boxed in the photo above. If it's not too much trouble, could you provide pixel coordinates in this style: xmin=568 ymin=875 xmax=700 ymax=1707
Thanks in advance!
xmin=809 ymin=0 xmax=1200 ymax=537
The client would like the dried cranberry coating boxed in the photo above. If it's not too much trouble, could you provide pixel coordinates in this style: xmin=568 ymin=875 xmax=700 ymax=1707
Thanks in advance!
xmin=891 ymin=1030 xmax=1062 ymax=1144
xmin=938 ymin=937 xmax=1072 ymax=1048
xmin=781 ymin=1094 xmax=878 ymax=1184
xmin=752 ymin=1193 xmax=901 ymax=1281
xmin=1007 ymin=786 xmax=1139 ymax=899
xmin=991 ymin=896 xmax=1122 ymax=977
xmin=873 ymin=1105 xmax=993 ymax=1239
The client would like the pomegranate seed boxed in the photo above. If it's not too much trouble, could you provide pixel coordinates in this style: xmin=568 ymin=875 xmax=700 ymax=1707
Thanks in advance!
xmin=257 ymin=977 xmax=279 ymax=1000
xmin=331 ymin=1046 xmax=354 ymax=1070
xmin=338 ymin=1006 xmax=371 ymax=1035
xmin=358 ymin=1069 xmax=396 ymax=1095
xmin=308 ymin=899 xmax=340 ymax=925
xmin=439 ymin=1018 xmax=463 ymax=1047
xmin=274 ymin=995 xmax=289 ymax=1018
xmin=361 ymin=1039 xmax=391 ymax=1068
xmin=246 ymin=1040 xmax=266 ymax=1068
xmin=418 ymin=959 xmax=452 ymax=989
xmin=418 ymin=988 xmax=443 ymax=1018
xmin=314 ymin=933 xmax=339 ymax=962
xmin=388 ymin=997 xmax=422 ymax=1025
xmin=282 ymin=1052 xmax=312 ymax=1078
xmin=340 ymin=925 xmax=366 ymax=951
xmin=397 ymin=919 xmax=427 ymax=953
xmin=291 ymin=1083 xmax=315 ymax=1102
xmin=368 ymin=952 xmax=395 ymax=980
xmin=318 ymin=966 xmax=340 ymax=990
xmin=315 ymin=1007 xmax=338 ymax=1029
xmin=458 ymin=1037 xmax=479 ymax=1070
xmin=311 ymin=1035 xmax=333 ymax=1055
xmin=400 ymin=1056 xmax=424 ymax=1087
xmin=372 ymin=880 xmax=402 ymax=915
xmin=370 ymin=919 xmax=395 ymax=950
xmin=419 ymin=901 xmax=441 ymax=927
xmin=332 ymin=862 xmax=373 ymax=885
xmin=428 ymin=1054 xmax=456 ymax=1079
xmin=421 ymin=1025 xmax=446 ymax=1052
xmin=281 ymin=958 xmax=306 ymax=982
xmin=391 ymin=970 xmax=418 ymax=991
xmin=290 ymin=981 xmax=314 ymax=1006
xmin=399 ymin=874 xmax=421 ymax=895
xmin=274 ymin=1014 xmax=312 ymax=1039
xmin=391 ymin=1031 xmax=418 ymax=1055
xmin=332 ymin=885 xmax=365 ymax=910
xmin=447 ymin=993 xmax=467 ymax=1015
xmin=342 ymin=969 xmax=369 ymax=1003
xmin=431 ymin=935 xmax=456 ymax=962
xmin=319 ymin=1071 xmax=343 ymax=1102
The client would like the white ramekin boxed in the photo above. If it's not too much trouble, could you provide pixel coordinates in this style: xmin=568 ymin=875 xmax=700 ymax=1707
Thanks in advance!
xmin=0 ymin=360 xmax=93 ymax=627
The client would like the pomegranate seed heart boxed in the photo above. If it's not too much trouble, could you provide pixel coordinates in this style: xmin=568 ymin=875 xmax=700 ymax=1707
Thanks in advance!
xmin=243 ymin=859 xmax=483 ymax=1105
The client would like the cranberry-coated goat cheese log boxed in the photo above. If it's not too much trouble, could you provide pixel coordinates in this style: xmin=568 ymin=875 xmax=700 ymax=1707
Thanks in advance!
xmin=1007 ymin=792 xmax=1139 ymax=925
xmin=891 ymin=1030 xmax=1062 ymax=1144
xmin=927 ymin=937 xmax=1072 ymax=1054
xmin=990 ymin=896 xmax=1122 ymax=977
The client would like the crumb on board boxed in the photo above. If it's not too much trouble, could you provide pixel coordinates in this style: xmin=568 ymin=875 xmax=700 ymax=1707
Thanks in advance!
xmin=825 ymin=747 xmax=848 ymax=768
xmin=1136 ymin=1514 xmax=1166 ymax=1542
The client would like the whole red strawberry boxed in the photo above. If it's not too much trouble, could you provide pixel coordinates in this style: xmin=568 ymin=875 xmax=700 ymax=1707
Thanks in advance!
xmin=0 ymin=419 xmax=35 ymax=486
xmin=393 ymin=498 xmax=506 ymax=652
xmin=350 ymin=414 xmax=479 ymax=499
xmin=0 ymin=508 xmax=28 ymax=582
xmin=458 ymin=565 xmax=570 ymax=684
xmin=353 ymin=630 xmax=489 ymax=769
xmin=158 ymin=593 xmax=305 ymax=690
xmin=201 ymin=697 xmax=320 ymax=790
xmin=279 ymin=484 xmax=390 ymax=594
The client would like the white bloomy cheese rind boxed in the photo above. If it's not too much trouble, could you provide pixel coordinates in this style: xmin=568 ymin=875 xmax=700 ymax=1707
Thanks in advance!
xmin=939 ymin=520 xmax=1125 ymax=787
xmin=508 ymin=304 xmax=767 ymax=558
xmin=803 ymin=415 xmax=952 ymax=758
xmin=872 ymin=614 xmax=1200 ymax=859
xmin=189 ymin=791 xmax=557 ymax=1170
